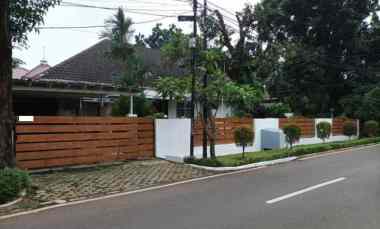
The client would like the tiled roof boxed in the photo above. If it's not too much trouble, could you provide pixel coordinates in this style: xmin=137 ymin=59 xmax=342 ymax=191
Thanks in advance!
xmin=12 ymin=67 xmax=29 ymax=79
xmin=22 ymin=62 xmax=50 ymax=80
xmin=41 ymin=39 xmax=185 ymax=85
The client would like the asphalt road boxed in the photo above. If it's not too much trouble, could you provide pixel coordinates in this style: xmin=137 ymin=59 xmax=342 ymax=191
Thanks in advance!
xmin=2 ymin=145 xmax=380 ymax=229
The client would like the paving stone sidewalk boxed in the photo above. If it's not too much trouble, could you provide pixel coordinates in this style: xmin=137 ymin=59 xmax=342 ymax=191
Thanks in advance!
xmin=0 ymin=160 xmax=217 ymax=217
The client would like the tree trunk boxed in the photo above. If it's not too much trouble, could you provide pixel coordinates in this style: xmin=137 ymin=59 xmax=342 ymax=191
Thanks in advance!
xmin=202 ymin=106 xmax=208 ymax=159
xmin=0 ymin=0 xmax=16 ymax=169
xmin=208 ymin=113 xmax=216 ymax=159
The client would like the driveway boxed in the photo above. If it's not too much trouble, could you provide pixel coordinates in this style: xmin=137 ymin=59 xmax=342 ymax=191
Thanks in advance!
xmin=1 ymin=145 xmax=380 ymax=229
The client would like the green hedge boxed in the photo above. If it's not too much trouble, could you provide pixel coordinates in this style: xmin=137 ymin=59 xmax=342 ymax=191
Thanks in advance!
xmin=0 ymin=168 xmax=31 ymax=204
xmin=187 ymin=137 xmax=380 ymax=167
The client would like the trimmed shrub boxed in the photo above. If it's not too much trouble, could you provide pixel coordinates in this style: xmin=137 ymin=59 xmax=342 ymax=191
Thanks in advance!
xmin=316 ymin=122 xmax=331 ymax=142
xmin=282 ymin=125 xmax=301 ymax=148
xmin=0 ymin=168 xmax=31 ymax=204
xmin=234 ymin=127 xmax=254 ymax=158
xmin=363 ymin=120 xmax=379 ymax=137
xmin=343 ymin=121 xmax=357 ymax=139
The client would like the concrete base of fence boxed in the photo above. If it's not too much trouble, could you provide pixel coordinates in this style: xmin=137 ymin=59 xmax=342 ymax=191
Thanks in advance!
xmin=189 ymin=157 xmax=298 ymax=172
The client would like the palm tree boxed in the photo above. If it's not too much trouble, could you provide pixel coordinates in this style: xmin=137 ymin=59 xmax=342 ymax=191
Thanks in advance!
xmin=101 ymin=8 xmax=146 ymax=117
xmin=101 ymin=7 xmax=134 ymax=44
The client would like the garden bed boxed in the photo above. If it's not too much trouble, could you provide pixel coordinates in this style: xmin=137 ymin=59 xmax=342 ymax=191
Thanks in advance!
xmin=187 ymin=137 xmax=380 ymax=167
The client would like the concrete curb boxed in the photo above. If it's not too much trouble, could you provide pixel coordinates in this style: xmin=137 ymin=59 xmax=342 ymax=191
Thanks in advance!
xmin=189 ymin=157 xmax=298 ymax=172
xmin=0 ymin=197 xmax=23 ymax=209
xmin=0 ymin=190 xmax=26 ymax=209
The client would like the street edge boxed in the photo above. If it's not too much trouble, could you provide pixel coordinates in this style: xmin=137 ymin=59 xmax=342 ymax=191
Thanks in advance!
xmin=189 ymin=143 xmax=380 ymax=171
xmin=0 ymin=165 xmax=267 ymax=221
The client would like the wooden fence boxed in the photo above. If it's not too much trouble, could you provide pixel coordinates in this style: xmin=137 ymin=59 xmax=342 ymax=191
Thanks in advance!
xmin=332 ymin=118 xmax=356 ymax=136
xmin=279 ymin=117 xmax=315 ymax=137
xmin=16 ymin=117 xmax=154 ymax=170
xmin=193 ymin=118 xmax=253 ymax=146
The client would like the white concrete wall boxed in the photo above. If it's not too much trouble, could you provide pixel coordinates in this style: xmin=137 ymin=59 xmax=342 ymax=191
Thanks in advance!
xmin=155 ymin=119 xmax=191 ymax=162
xmin=155 ymin=118 xmax=358 ymax=162
xmin=296 ymin=135 xmax=351 ymax=146
xmin=193 ymin=143 xmax=256 ymax=158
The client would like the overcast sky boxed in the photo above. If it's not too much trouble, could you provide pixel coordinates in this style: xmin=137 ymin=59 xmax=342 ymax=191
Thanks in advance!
xmin=14 ymin=0 xmax=260 ymax=69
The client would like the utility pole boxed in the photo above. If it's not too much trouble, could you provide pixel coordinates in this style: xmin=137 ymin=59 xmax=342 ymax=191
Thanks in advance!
xmin=202 ymin=0 xmax=208 ymax=159
xmin=189 ymin=0 xmax=198 ymax=158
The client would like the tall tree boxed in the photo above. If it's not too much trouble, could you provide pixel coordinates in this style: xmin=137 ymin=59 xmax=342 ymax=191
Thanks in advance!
xmin=1 ymin=0 xmax=60 ymax=168
xmin=254 ymin=0 xmax=379 ymax=115
xmin=214 ymin=5 xmax=259 ymax=84
xmin=136 ymin=23 xmax=185 ymax=49
xmin=0 ymin=0 xmax=13 ymax=169
xmin=101 ymin=8 xmax=135 ymax=62
xmin=102 ymin=8 xmax=148 ymax=116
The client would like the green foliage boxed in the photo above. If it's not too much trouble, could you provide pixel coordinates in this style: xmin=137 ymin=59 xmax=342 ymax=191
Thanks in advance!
xmin=255 ymin=0 xmax=380 ymax=116
xmin=10 ymin=0 xmax=61 ymax=45
xmin=139 ymin=24 xmax=185 ymax=49
xmin=363 ymin=121 xmax=379 ymax=137
xmin=154 ymin=77 xmax=190 ymax=101
xmin=359 ymin=88 xmax=380 ymax=121
xmin=100 ymin=8 xmax=134 ymax=45
xmin=282 ymin=125 xmax=301 ymax=148
xmin=0 ymin=168 xmax=30 ymax=204
xmin=101 ymin=8 xmax=149 ymax=92
xmin=111 ymin=95 xmax=154 ymax=117
xmin=187 ymin=137 xmax=380 ymax=167
xmin=316 ymin=122 xmax=332 ymax=142
xmin=343 ymin=122 xmax=357 ymax=139
xmin=161 ymin=28 xmax=191 ymax=67
xmin=250 ymin=104 xmax=292 ymax=118
xmin=234 ymin=127 xmax=254 ymax=158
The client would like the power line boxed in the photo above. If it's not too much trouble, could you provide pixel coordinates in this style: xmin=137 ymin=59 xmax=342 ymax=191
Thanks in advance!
xmin=62 ymin=2 xmax=193 ymax=17
xmin=62 ymin=1 xmax=192 ymax=12
xmin=36 ymin=13 xmax=186 ymax=30
xmin=207 ymin=0 xmax=236 ymax=17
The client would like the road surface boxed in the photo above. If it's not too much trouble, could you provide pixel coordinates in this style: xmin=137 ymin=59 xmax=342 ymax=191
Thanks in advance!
xmin=2 ymin=145 xmax=380 ymax=229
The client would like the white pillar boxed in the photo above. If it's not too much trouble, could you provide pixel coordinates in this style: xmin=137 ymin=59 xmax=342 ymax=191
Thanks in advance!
xmin=168 ymin=100 xmax=177 ymax=119
xmin=128 ymin=95 xmax=137 ymax=117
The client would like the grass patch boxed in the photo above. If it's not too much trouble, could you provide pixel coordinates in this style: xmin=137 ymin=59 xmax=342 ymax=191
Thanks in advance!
xmin=187 ymin=137 xmax=380 ymax=167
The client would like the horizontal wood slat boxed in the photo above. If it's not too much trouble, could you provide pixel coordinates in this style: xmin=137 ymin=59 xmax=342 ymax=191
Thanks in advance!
xmin=193 ymin=118 xmax=253 ymax=146
xmin=279 ymin=118 xmax=315 ymax=137
xmin=16 ymin=116 xmax=154 ymax=170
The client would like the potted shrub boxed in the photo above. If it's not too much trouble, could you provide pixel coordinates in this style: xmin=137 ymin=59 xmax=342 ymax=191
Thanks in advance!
xmin=316 ymin=122 xmax=332 ymax=143
xmin=0 ymin=168 xmax=30 ymax=206
xmin=343 ymin=121 xmax=357 ymax=140
xmin=282 ymin=125 xmax=301 ymax=148
xmin=234 ymin=127 xmax=254 ymax=159
xmin=363 ymin=120 xmax=379 ymax=137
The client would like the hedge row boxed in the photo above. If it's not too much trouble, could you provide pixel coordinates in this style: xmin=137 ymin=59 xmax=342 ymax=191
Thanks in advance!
xmin=187 ymin=137 xmax=380 ymax=167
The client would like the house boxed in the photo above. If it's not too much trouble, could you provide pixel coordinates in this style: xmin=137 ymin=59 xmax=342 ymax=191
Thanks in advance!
xmin=21 ymin=60 xmax=50 ymax=80
xmin=12 ymin=39 xmax=234 ymax=118
xmin=12 ymin=67 xmax=29 ymax=79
